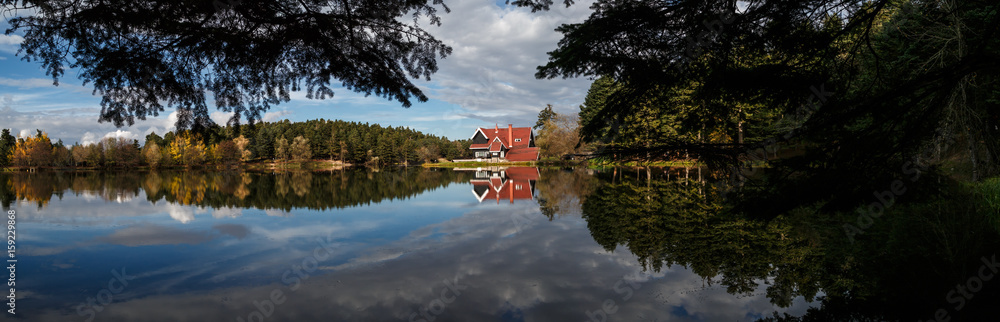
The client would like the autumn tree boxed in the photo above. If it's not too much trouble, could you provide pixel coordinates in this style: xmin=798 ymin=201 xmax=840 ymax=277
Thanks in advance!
xmin=183 ymin=138 xmax=206 ymax=166
xmin=12 ymin=130 xmax=54 ymax=167
xmin=416 ymin=145 xmax=440 ymax=163
xmin=290 ymin=136 xmax=312 ymax=162
xmin=101 ymin=137 xmax=140 ymax=167
xmin=69 ymin=144 xmax=85 ymax=166
xmin=168 ymin=132 xmax=205 ymax=166
xmin=233 ymin=135 xmax=252 ymax=162
xmin=52 ymin=140 xmax=72 ymax=166
xmin=216 ymin=140 xmax=240 ymax=165
xmin=275 ymin=136 xmax=290 ymax=162
xmin=143 ymin=142 xmax=163 ymax=168
xmin=536 ymin=113 xmax=583 ymax=159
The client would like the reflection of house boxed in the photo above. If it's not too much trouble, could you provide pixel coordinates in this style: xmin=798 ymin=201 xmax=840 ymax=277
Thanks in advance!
xmin=468 ymin=124 xmax=539 ymax=162
xmin=458 ymin=167 xmax=539 ymax=203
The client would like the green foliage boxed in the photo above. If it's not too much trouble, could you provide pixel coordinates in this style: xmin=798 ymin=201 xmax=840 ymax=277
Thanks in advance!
xmin=979 ymin=177 xmax=1000 ymax=215
xmin=0 ymin=129 xmax=15 ymax=167
xmin=534 ymin=104 xmax=557 ymax=130
xmin=5 ymin=0 xmax=452 ymax=128
xmin=0 ymin=119 xmax=468 ymax=168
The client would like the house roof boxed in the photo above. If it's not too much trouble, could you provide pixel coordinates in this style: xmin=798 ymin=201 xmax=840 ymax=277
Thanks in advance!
xmin=488 ymin=137 xmax=506 ymax=152
xmin=505 ymin=147 xmax=539 ymax=162
xmin=469 ymin=126 xmax=533 ymax=150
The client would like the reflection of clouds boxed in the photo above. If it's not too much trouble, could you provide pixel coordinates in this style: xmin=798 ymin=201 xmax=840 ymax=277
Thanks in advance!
xmin=212 ymin=224 xmax=250 ymax=239
xmin=20 ymin=243 xmax=82 ymax=256
xmin=212 ymin=206 xmax=243 ymax=219
xmin=168 ymin=204 xmax=195 ymax=223
xmin=25 ymin=201 xmax=816 ymax=321
xmin=14 ymin=190 xmax=193 ymax=226
xmin=263 ymin=209 xmax=290 ymax=217
xmin=96 ymin=224 xmax=216 ymax=246
xmin=253 ymin=221 xmax=381 ymax=242
xmin=16 ymin=172 xmax=817 ymax=321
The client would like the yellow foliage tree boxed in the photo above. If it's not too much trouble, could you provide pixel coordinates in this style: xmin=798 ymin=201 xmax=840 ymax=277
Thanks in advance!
xmin=12 ymin=131 xmax=53 ymax=167
xmin=233 ymin=135 xmax=252 ymax=162
xmin=168 ymin=132 xmax=206 ymax=166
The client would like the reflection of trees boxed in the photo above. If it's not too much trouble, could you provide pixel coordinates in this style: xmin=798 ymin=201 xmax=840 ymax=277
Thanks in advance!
xmin=535 ymin=168 xmax=599 ymax=219
xmin=582 ymin=168 xmax=1000 ymax=321
xmin=581 ymin=172 xmax=823 ymax=308
xmin=1 ymin=168 xmax=469 ymax=211
xmin=0 ymin=172 xmax=143 ymax=208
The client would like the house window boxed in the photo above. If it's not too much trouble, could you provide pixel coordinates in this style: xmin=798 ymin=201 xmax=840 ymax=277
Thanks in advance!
xmin=515 ymin=184 xmax=522 ymax=190
xmin=514 ymin=138 xmax=521 ymax=142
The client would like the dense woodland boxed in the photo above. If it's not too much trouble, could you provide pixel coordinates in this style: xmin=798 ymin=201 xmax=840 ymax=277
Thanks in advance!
xmin=0 ymin=120 xmax=471 ymax=168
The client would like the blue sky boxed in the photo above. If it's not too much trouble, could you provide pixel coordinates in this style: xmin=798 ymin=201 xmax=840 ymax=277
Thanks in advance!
xmin=0 ymin=0 xmax=594 ymax=144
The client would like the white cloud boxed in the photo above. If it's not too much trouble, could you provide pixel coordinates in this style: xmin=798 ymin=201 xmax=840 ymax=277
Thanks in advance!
xmin=416 ymin=0 xmax=595 ymax=126
xmin=0 ymin=77 xmax=55 ymax=89
xmin=80 ymin=132 xmax=98 ymax=145
xmin=0 ymin=34 xmax=23 ymax=54
xmin=103 ymin=129 xmax=139 ymax=141
xmin=262 ymin=109 xmax=292 ymax=122
xmin=210 ymin=111 xmax=234 ymax=125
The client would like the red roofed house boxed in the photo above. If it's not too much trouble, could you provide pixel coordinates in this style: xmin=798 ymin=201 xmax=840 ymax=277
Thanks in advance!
xmin=468 ymin=124 xmax=539 ymax=162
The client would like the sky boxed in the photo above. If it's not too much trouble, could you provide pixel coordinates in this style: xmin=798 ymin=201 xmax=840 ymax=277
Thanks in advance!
xmin=0 ymin=0 xmax=596 ymax=144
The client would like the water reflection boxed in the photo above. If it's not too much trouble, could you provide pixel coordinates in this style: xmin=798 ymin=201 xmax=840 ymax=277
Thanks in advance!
xmin=3 ymin=168 xmax=825 ymax=321
xmin=454 ymin=166 xmax=539 ymax=203
xmin=1 ymin=169 xmax=470 ymax=213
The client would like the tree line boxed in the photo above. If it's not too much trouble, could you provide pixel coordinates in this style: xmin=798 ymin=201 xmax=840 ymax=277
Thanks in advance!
xmin=0 ymin=119 xmax=471 ymax=168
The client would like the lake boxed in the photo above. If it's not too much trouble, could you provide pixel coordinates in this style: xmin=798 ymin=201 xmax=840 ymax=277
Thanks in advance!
xmin=0 ymin=166 xmax=865 ymax=321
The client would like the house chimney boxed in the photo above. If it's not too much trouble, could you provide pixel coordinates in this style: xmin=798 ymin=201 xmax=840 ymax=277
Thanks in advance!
xmin=508 ymin=124 xmax=512 ymax=146
xmin=495 ymin=123 xmax=498 ymax=133
xmin=509 ymin=179 xmax=514 ymax=204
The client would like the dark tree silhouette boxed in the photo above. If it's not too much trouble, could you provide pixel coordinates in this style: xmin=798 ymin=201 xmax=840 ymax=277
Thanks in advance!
xmin=2 ymin=0 xmax=453 ymax=128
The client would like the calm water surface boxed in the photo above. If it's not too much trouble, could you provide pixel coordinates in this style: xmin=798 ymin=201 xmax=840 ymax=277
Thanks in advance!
xmin=2 ymin=167 xmax=816 ymax=321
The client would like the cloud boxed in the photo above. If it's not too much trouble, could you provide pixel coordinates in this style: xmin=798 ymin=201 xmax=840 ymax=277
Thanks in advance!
xmin=0 ymin=34 xmax=23 ymax=54
xmin=415 ymin=0 xmax=595 ymax=126
xmin=0 ymin=77 xmax=55 ymax=89
xmin=0 ymin=97 xmax=175 ymax=145
xmin=102 ymin=129 xmax=140 ymax=141
xmin=210 ymin=110 xmax=235 ymax=125
xmin=262 ymin=109 xmax=292 ymax=122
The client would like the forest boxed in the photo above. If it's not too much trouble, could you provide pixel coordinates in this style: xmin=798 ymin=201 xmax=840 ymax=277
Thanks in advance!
xmin=0 ymin=119 xmax=470 ymax=168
